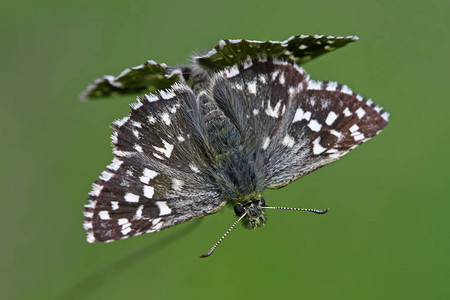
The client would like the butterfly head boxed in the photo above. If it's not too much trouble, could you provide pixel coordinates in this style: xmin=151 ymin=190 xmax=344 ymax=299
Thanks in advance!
xmin=234 ymin=198 xmax=266 ymax=229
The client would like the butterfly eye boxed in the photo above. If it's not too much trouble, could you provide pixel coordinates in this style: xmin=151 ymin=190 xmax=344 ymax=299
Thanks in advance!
xmin=259 ymin=197 xmax=266 ymax=207
xmin=234 ymin=204 xmax=245 ymax=216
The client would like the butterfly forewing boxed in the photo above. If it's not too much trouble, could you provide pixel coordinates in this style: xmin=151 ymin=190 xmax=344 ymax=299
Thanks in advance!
xmin=212 ymin=58 xmax=388 ymax=189
xmin=84 ymin=84 xmax=225 ymax=243
xmin=265 ymin=79 xmax=389 ymax=188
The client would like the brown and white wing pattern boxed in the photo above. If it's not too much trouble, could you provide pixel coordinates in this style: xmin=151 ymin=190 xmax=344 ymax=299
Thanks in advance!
xmin=83 ymin=84 xmax=225 ymax=243
xmin=212 ymin=58 xmax=389 ymax=189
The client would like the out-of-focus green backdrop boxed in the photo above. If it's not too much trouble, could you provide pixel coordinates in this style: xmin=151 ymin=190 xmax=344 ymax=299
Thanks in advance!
xmin=1 ymin=0 xmax=449 ymax=299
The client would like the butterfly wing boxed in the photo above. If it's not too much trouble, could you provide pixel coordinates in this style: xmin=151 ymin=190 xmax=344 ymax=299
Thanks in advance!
xmin=194 ymin=34 xmax=358 ymax=71
xmin=79 ymin=60 xmax=182 ymax=100
xmin=83 ymin=83 xmax=225 ymax=242
xmin=80 ymin=35 xmax=357 ymax=100
xmin=210 ymin=58 xmax=389 ymax=189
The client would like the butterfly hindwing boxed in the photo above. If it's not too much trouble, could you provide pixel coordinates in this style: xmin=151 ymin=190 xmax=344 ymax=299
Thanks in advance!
xmin=79 ymin=60 xmax=182 ymax=100
xmin=80 ymin=35 xmax=358 ymax=100
xmin=194 ymin=34 xmax=358 ymax=71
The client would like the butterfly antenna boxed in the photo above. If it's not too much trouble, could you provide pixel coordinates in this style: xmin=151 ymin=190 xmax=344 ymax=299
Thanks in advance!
xmin=200 ymin=212 xmax=247 ymax=258
xmin=262 ymin=206 xmax=329 ymax=214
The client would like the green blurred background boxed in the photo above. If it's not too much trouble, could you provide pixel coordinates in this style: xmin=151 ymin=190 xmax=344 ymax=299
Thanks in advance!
xmin=1 ymin=0 xmax=449 ymax=299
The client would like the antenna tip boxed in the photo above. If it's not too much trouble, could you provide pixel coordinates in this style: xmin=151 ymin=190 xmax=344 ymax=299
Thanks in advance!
xmin=200 ymin=253 xmax=211 ymax=258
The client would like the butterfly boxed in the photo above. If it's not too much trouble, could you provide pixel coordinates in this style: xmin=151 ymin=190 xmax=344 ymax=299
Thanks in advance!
xmin=81 ymin=34 xmax=389 ymax=257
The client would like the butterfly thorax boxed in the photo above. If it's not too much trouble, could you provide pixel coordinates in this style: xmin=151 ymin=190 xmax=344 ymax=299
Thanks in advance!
xmin=198 ymin=89 xmax=266 ymax=204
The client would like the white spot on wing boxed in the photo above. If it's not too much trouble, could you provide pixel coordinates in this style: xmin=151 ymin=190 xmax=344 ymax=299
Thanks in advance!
xmin=125 ymin=193 xmax=139 ymax=203
xmin=134 ymin=144 xmax=143 ymax=153
xmin=259 ymin=74 xmax=267 ymax=84
xmin=152 ymin=218 xmax=162 ymax=226
xmin=279 ymin=73 xmax=285 ymax=84
xmin=159 ymin=90 xmax=176 ymax=100
xmin=265 ymin=100 xmax=282 ymax=118
xmin=234 ymin=83 xmax=243 ymax=90
xmin=122 ymin=227 xmax=132 ymax=235
xmin=262 ymin=137 xmax=270 ymax=150
xmin=153 ymin=221 xmax=163 ymax=231
xmin=84 ymin=200 xmax=96 ymax=209
xmin=243 ymin=60 xmax=253 ymax=69
xmin=111 ymin=131 xmax=118 ymax=144
xmin=354 ymin=133 xmax=365 ymax=141
xmin=140 ymin=168 xmax=158 ymax=184
xmin=271 ymin=71 xmax=279 ymax=81
xmin=327 ymin=148 xmax=339 ymax=154
xmin=330 ymin=130 xmax=342 ymax=138
xmin=307 ymin=80 xmax=323 ymax=90
xmin=113 ymin=150 xmax=133 ymax=157
xmin=156 ymin=201 xmax=171 ymax=216
xmin=341 ymin=85 xmax=352 ymax=95
xmin=113 ymin=116 xmax=129 ymax=127
xmin=325 ymin=111 xmax=338 ymax=126
xmin=313 ymin=137 xmax=326 ymax=155
xmin=350 ymin=124 xmax=359 ymax=133
xmin=135 ymin=205 xmax=144 ymax=219
xmin=111 ymin=201 xmax=119 ymax=210
xmin=292 ymin=108 xmax=312 ymax=123
xmin=356 ymin=107 xmax=366 ymax=119
xmin=153 ymin=140 xmax=174 ymax=158
xmin=100 ymin=171 xmax=114 ymax=182
xmin=84 ymin=222 xmax=93 ymax=231
xmin=86 ymin=232 xmax=95 ymax=243
xmin=161 ymin=113 xmax=171 ymax=125
xmin=189 ymin=164 xmax=200 ymax=173
xmin=143 ymin=186 xmax=154 ymax=199
xmin=308 ymin=119 xmax=322 ymax=132
xmin=99 ymin=211 xmax=110 ymax=220
xmin=169 ymin=105 xmax=177 ymax=113
xmin=153 ymin=153 xmax=164 ymax=160
xmin=326 ymin=82 xmax=338 ymax=91
xmin=224 ymin=65 xmax=240 ymax=78
xmin=130 ymin=101 xmax=143 ymax=110
xmin=248 ymin=81 xmax=257 ymax=94
xmin=131 ymin=121 xmax=142 ymax=128
xmin=282 ymin=135 xmax=295 ymax=148
xmin=172 ymin=178 xmax=184 ymax=191
xmin=145 ymin=94 xmax=159 ymax=102
xmin=343 ymin=107 xmax=352 ymax=117
xmin=89 ymin=183 xmax=103 ymax=197
xmin=118 ymin=218 xmax=129 ymax=226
